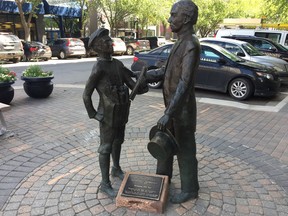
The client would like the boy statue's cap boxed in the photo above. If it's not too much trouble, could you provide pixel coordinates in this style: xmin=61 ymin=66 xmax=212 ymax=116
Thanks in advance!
xmin=88 ymin=28 xmax=109 ymax=48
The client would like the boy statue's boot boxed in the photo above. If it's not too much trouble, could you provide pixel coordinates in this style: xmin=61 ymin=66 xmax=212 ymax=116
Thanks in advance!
xmin=111 ymin=145 xmax=125 ymax=180
xmin=99 ymin=153 xmax=116 ymax=197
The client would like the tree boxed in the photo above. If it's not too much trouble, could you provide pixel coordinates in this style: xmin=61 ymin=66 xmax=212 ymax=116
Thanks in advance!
xmin=75 ymin=0 xmax=89 ymax=37
xmin=262 ymin=0 xmax=288 ymax=23
xmin=136 ymin=0 xmax=173 ymax=37
xmin=93 ymin=0 xmax=142 ymax=37
xmin=194 ymin=0 xmax=227 ymax=37
xmin=15 ymin=0 xmax=43 ymax=41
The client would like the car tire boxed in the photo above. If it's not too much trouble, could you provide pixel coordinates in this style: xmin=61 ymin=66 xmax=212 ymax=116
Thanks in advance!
xmin=228 ymin=78 xmax=253 ymax=100
xmin=126 ymin=46 xmax=134 ymax=55
xmin=58 ymin=51 xmax=67 ymax=59
xmin=85 ymin=50 xmax=91 ymax=58
xmin=12 ymin=58 xmax=20 ymax=63
xmin=148 ymin=81 xmax=163 ymax=89
xmin=22 ymin=55 xmax=28 ymax=62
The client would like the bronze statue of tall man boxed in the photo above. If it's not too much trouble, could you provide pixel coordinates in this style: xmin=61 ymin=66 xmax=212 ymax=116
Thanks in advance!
xmin=147 ymin=0 xmax=200 ymax=203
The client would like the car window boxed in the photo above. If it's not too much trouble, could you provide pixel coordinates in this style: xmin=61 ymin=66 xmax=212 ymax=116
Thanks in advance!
xmin=200 ymin=48 xmax=220 ymax=62
xmin=161 ymin=47 xmax=171 ymax=56
xmin=241 ymin=43 xmax=264 ymax=56
xmin=285 ymin=34 xmax=288 ymax=47
xmin=255 ymin=32 xmax=281 ymax=44
xmin=223 ymin=43 xmax=245 ymax=56
xmin=259 ymin=41 xmax=275 ymax=50
xmin=149 ymin=45 xmax=171 ymax=56
xmin=250 ymin=40 xmax=275 ymax=50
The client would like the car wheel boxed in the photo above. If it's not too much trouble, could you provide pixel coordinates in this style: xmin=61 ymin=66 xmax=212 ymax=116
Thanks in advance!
xmin=58 ymin=51 xmax=67 ymax=59
xmin=43 ymin=58 xmax=49 ymax=61
xmin=148 ymin=81 xmax=163 ymax=89
xmin=126 ymin=46 xmax=134 ymax=55
xmin=77 ymin=55 xmax=82 ymax=59
xmin=22 ymin=55 xmax=28 ymax=62
xmin=12 ymin=58 xmax=20 ymax=63
xmin=228 ymin=78 xmax=253 ymax=100
xmin=85 ymin=50 xmax=91 ymax=58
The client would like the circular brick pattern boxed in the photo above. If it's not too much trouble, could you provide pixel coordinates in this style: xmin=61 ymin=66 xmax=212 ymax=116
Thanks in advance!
xmin=1 ymin=137 xmax=287 ymax=216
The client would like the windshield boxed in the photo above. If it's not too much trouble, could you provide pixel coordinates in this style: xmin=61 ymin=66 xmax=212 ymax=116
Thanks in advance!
xmin=277 ymin=43 xmax=288 ymax=51
xmin=215 ymin=45 xmax=245 ymax=62
xmin=242 ymin=43 xmax=264 ymax=56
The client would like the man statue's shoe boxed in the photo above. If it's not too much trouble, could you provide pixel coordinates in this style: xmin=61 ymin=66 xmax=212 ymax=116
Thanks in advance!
xmin=99 ymin=181 xmax=116 ymax=197
xmin=170 ymin=191 xmax=198 ymax=204
xmin=111 ymin=166 xmax=125 ymax=180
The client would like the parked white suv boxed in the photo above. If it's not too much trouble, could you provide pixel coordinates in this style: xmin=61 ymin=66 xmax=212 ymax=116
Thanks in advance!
xmin=215 ymin=29 xmax=288 ymax=48
xmin=0 ymin=32 xmax=24 ymax=63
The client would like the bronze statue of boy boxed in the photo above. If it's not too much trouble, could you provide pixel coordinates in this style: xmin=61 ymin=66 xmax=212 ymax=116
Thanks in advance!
xmin=83 ymin=28 xmax=147 ymax=197
xmin=146 ymin=0 xmax=200 ymax=203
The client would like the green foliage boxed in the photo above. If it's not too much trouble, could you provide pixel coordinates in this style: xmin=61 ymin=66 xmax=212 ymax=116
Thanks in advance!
xmin=262 ymin=0 xmax=288 ymax=23
xmin=94 ymin=0 xmax=142 ymax=36
xmin=194 ymin=0 xmax=227 ymax=37
xmin=15 ymin=0 xmax=43 ymax=41
xmin=22 ymin=65 xmax=53 ymax=78
xmin=0 ymin=66 xmax=17 ymax=82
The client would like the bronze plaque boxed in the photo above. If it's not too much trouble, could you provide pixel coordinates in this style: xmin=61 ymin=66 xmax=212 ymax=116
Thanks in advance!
xmin=121 ymin=174 xmax=164 ymax=201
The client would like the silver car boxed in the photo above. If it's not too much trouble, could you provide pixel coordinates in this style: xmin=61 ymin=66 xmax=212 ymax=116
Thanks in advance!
xmin=200 ymin=38 xmax=288 ymax=83
xmin=49 ymin=38 xmax=86 ymax=59
xmin=0 ymin=32 xmax=24 ymax=63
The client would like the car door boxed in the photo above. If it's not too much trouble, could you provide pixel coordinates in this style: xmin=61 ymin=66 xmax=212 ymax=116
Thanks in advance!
xmin=196 ymin=46 xmax=234 ymax=92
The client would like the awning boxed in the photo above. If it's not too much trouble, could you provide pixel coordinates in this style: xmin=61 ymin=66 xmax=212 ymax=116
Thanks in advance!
xmin=0 ymin=0 xmax=81 ymax=18
xmin=43 ymin=0 xmax=81 ymax=18
xmin=0 ymin=1 xmax=44 ymax=14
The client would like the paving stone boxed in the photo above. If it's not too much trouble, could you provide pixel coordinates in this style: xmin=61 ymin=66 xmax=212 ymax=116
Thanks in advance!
xmin=1 ymin=87 xmax=288 ymax=215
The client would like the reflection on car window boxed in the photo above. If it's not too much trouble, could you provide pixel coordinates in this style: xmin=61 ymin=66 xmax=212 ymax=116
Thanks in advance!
xmin=150 ymin=45 xmax=171 ymax=56
xmin=160 ymin=47 xmax=171 ymax=56
xmin=242 ymin=43 xmax=264 ymax=56
xmin=223 ymin=43 xmax=243 ymax=55
xmin=200 ymin=48 xmax=220 ymax=62
xmin=259 ymin=41 xmax=274 ymax=50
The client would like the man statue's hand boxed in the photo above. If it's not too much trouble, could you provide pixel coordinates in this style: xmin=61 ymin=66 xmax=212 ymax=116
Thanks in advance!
xmin=94 ymin=112 xmax=104 ymax=122
xmin=157 ymin=114 xmax=170 ymax=131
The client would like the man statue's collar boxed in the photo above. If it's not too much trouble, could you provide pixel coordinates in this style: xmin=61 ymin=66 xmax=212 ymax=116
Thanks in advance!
xmin=97 ymin=57 xmax=113 ymax=62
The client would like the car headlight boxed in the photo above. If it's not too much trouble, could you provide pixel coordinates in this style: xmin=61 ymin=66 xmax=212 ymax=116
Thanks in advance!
xmin=256 ymin=72 xmax=274 ymax=80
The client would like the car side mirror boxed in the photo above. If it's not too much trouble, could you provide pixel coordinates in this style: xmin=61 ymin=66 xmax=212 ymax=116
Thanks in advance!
xmin=269 ymin=47 xmax=277 ymax=52
xmin=236 ymin=52 xmax=245 ymax=57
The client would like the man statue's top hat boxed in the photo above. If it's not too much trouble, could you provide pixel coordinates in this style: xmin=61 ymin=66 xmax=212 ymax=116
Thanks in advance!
xmin=88 ymin=28 xmax=109 ymax=48
xmin=148 ymin=125 xmax=179 ymax=161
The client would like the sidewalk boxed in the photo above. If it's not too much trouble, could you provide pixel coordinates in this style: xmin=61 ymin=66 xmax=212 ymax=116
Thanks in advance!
xmin=0 ymin=85 xmax=288 ymax=216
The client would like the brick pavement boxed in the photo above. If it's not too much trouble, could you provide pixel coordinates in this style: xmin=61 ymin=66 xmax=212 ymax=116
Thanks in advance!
xmin=0 ymin=86 xmax=288 ymax=215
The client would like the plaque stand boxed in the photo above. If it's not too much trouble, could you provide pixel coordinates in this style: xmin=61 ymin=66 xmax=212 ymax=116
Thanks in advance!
xmin=116 ymin=172 xmax=169 ymax=214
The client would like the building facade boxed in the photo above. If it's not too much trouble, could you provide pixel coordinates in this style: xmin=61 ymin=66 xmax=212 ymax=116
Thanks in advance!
xmin=0 ymin=0 xmax=81 ymax=43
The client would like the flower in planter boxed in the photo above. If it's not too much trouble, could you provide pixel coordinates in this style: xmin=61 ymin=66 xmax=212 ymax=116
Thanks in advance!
xmin=22 ymin=65 xmax=53 ymax=78
xmin=0 ymin=66 xmax=17 ymax=82
xmin=21 ymin=65 xmax=54 ymax=98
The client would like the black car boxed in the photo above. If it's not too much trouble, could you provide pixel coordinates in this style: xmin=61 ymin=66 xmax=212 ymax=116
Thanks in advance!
xmin=131 ymin=43 xmax=280 ymax=100
xmin=222 ymin=35 xmax=288 ymax=62
xmin=21 ymin=41 xmax=52 ymax=61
